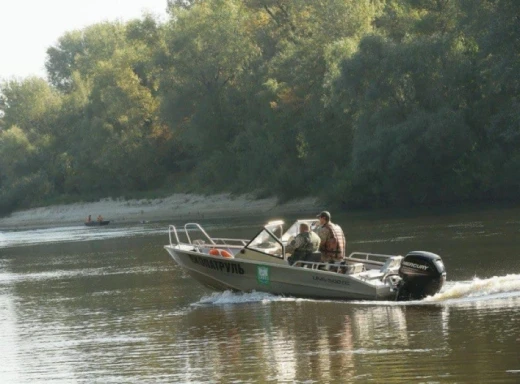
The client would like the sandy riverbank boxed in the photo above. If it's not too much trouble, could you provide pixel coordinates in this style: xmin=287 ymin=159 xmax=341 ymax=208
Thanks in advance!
xmin=0 ymin=193 xmax=322 ymax=230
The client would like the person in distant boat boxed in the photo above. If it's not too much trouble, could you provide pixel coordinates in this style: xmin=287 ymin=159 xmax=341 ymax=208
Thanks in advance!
xmin=285 ymin=223 xmax=321 ymax=265
xmin=315 ymin=211 xmax=346 ymax=263
xmin=97 ymin=215 xmax=103 ymax=222
xmin=87 ymin=215 xmax=92 ymax=223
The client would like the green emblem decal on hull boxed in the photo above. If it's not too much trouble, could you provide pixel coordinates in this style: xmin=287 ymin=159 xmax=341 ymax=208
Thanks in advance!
xmin=256 ymin=265 xmax=270 ymax=285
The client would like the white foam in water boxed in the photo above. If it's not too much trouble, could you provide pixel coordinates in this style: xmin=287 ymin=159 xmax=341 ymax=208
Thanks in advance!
xmin=193 ymin=275 xmax=520 ymax=307
xmin=194 ymin=290 xmax=284 ymax=306
xmin=424 ymin=274 xmax=520 ymax=303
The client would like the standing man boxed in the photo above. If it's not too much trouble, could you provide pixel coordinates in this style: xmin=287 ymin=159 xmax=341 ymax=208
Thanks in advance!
xmin=315 ymin=211 xmax=346 ymax=263
xmin=285 ymin=223 xmax=321 ymax=265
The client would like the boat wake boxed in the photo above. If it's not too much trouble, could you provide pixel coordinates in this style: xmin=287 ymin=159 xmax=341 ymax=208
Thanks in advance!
xmin=423 ymin=273 xmax=520 ymax=303
xmin=194 ymin=290 xmax=285 ymax=306
xmin=192 ymin=274 xmax=520 ymax=307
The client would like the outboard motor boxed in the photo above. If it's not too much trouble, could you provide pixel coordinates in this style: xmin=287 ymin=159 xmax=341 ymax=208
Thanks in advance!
xmin=397 ymin=251 xmax=446 ymax=301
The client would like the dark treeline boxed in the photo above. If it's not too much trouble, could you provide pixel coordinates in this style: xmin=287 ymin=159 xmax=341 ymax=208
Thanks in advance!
xmin=1 ymin=0 xmax=519 ymax=215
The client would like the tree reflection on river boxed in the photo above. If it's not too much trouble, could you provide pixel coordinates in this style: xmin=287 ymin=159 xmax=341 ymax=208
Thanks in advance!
xmin=0 ymin=207 xmax=519 ymax=383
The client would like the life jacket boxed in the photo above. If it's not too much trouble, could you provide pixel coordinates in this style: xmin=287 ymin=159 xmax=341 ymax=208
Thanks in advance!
xmin=320 ymin=222 xmax=346 ymax=260
xmin=332 ymin=223 xmax=346 ymax=257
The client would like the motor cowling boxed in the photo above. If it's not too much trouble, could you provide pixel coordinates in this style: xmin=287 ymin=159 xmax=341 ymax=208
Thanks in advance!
xmin=397 ymin=251 xmax=446 ymax=301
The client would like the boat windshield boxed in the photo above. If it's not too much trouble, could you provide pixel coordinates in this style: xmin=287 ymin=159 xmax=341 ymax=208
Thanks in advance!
xmin=281 ymin=219 xmax=320 ymax=243
xmin=265 ymin=220 xmax=284 ymax=238
xmin=246 ymin=228 xmax=283 ymax=257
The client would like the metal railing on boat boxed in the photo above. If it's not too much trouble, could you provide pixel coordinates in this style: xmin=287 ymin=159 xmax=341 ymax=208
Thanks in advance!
xmin=292 ymin=260 xmax=366 ymax=274
xmin=291 ymin=252 xmax=403 ymax=277
xmin=345 ymin=252 xmax=401 ymax=267
xmin=168 ymin=223 xmax=248 ymax=250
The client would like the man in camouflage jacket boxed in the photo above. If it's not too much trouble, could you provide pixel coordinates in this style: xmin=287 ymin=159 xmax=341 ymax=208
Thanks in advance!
xmin=286 ymin=222 xmax=321 ymax=265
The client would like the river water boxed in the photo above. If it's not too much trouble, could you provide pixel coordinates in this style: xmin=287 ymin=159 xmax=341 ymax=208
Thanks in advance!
xmin=1 ymin=207 xmax=519 ymax=383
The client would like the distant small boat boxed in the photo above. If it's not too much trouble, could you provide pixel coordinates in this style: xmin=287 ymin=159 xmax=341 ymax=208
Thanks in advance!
xmin=85 ymin=220 xmax=110 ymax=227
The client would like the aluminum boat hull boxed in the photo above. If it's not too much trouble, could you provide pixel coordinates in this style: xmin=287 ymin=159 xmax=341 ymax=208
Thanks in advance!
xmin=164 ymin=245 xmax=396 ymax=301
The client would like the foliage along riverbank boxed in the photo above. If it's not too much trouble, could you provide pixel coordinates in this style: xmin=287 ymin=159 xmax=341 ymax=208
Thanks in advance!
xmin=1 ymin=1 xmax=519 ymax=216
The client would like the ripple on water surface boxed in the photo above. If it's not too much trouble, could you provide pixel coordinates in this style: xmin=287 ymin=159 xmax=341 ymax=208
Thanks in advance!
xmin=0 ymin=224 xmax=169 ymax=249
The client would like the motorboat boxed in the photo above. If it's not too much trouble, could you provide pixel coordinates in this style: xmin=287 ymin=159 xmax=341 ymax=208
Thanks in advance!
xmin=164 ymin=219 xmax=446 ymax=301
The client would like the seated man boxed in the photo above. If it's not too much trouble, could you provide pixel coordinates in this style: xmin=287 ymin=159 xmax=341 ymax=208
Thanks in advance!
xmin=285 ymin=223 xmax=321 ymax=265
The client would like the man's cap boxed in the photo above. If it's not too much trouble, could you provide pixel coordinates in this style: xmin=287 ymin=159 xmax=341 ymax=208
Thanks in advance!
xmin=317 ymin=211 xmax=331 ymax=220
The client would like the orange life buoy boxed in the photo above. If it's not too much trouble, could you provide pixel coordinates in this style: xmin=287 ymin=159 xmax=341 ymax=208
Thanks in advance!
xmin=220 ymin=250 xmax=233 ymax=258
xmin=208 ymin=248 xmax=233 ymax=258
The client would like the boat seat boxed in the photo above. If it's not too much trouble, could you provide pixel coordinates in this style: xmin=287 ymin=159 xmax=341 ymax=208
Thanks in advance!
xmin=326 ymin=262 xmax=365 ymax=274
xmin=290 ymin=252 xmax=321 ymax=265
xmin=307 ymin=252 xmax=322 ymax=262
xmin=344 ymin=263 xmax=365 ymax=274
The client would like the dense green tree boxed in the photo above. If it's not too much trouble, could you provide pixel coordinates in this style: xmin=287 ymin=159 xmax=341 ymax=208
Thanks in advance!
xmin=82 ymin=57 xmax=162 ymax=192
xmin=0 ymin=125 xmax=53 ymax=213
xmin=0 ymin=78 xmax=62 ymax=211
xmin=470 ymin=0 xmax=520 ymax=200
xmin=46 ymin=22 xmax=128 ymax=92
xmin=0 ymin=77 xmax=61 ymax=136
xmin=158 ymin=0 xmax=263 ymax=188
xmin=43 ymin=18 xmax=170 ymax=196
xmin=45 ymin=30 xmax=85 ymax=92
